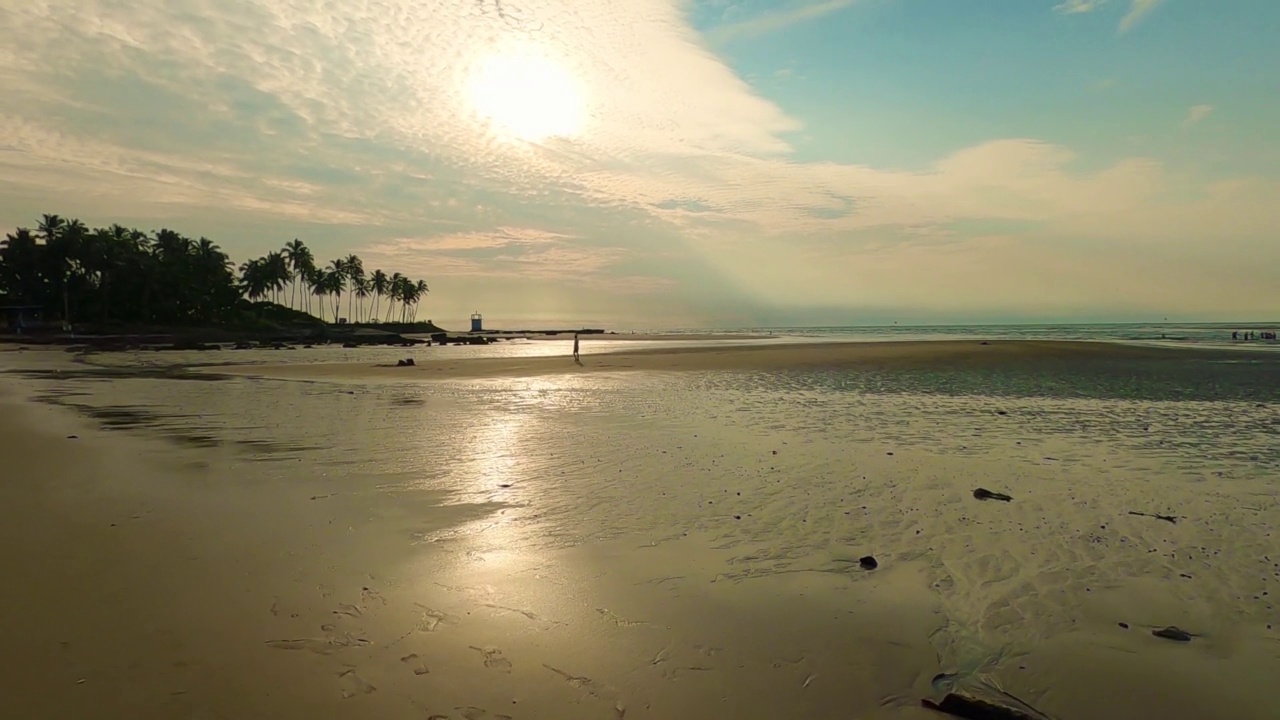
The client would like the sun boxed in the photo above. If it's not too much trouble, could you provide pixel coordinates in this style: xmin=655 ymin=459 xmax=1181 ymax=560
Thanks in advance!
xmin=468 ymin=50 xmax=586 ymax=143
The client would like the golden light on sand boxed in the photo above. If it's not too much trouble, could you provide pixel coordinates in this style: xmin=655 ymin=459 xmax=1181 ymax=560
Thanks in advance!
xmin=468 ymin=49 xmax=586 ymax=143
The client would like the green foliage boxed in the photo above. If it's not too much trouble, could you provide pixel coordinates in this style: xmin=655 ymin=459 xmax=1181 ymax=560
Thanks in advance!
xmin=0 ymin=215 xmax=431 ymax=328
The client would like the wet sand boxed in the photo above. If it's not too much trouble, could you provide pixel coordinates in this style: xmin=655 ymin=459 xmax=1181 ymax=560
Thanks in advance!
xmin=206 ymin=339 xmax=1202 ymax=381
xmin=3 ymin=343 xmax=1279 ymax=719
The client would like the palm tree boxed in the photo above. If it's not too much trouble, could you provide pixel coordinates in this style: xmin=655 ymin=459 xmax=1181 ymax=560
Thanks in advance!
xmin=262 ymin=251 xmax=290 ymax=305
xmin=282 ymin=239 xmax=312 ymax=311
xmin=342 ymin=254 xmax=364 ymax=323
xmin=385 ymin=272 xmax=405 ymax=322
xmin=369 ymin=269 xmax=389 ymax=323
xmin=240 ymin=259 xmax=269 ymax=302
xmin=36 ymin=214 xmax=67 ymax=321
xmin=0 ymin=228 xmax=42 ymax=305
xmin=309 ymin=268 xmax=331 ymax=321
xmin=354 ymin=276 xmax=371 ymax=323
xmin=323 ymin=267 xmax=345 ymax=322
xmin=410 ymin=279 xmax=429 ymax=322
xmin=1 ymin=213 xmax=431 ymax=330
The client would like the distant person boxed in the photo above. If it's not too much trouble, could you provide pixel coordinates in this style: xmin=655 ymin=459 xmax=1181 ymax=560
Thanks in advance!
xmin=1232 ymin=331 xmax=1239 ymax=340
xmin=573 ymin=332 xmax=580 ymax=363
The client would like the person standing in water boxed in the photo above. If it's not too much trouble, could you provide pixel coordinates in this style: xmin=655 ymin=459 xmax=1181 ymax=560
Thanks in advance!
xmin=572 ymin=332 xmax=580 ymax=362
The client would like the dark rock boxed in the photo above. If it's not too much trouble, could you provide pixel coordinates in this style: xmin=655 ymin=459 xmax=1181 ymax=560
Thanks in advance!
xmin=395 ymin=358 xmax=415 ymax=367
xmin=1152 ymin=626 xmax=1193 ymax=642
xmin=1118 ymin=622 xmax=1130 ymax=629
xmin=859 ymin=555 xmax=878 ymax=570
xmin=979 ymin=341 xmax=990 ymax=345
xmin=921 ymin=692 xmax=1044 ymax=720
xmin=973 ymin=488 xmax=1013 ymax=502
xmin=66 ymin=435 xmax=78 ymax=439
xmin=233 ymin=341 xmax=253 ymax=350
xmin=342 ymin=342 xmax=359 ymax=348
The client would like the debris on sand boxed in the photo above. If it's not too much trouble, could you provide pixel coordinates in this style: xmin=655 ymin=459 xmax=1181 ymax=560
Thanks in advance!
xmin=1128 ymin=510 xmax=1177 ymax=524
xmin=395 ymin=358 xmax=415 ymax=367
xmin=973 ymin=488 xmax=1013 ymax=502
xmin=859 ymin=555 xmax=878 ymax=570
xmin=1152 ymin=626 xmax=1193 ymax=642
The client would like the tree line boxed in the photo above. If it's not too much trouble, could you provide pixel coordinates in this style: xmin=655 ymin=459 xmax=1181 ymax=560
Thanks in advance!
xmin=239 ymin=241 xmax=429 ymax=324
xmin=0 ymin=214 xmax=429 ymax=327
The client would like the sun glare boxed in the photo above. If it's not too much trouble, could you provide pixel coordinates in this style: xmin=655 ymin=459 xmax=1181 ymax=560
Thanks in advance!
xmin=468 ymin=50 xmax=586 ymax=143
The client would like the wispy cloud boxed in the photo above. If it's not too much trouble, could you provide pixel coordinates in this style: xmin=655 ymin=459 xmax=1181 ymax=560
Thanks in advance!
xmin=1053 ymin=0 xmax=1166 ymax=34
xmin=1184 ymin=104 xmax=1214 ymax=127
xmin=705 ymin=0 xmax=856 ymax=44
xmin=1118 ymin=0 xmax=1165 ymax=33
xmin=1054 ymin=0 xmax=1107 ymax=15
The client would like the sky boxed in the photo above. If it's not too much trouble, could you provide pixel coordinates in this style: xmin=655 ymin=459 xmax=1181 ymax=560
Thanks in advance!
xmin=1 ymin=0 xmax=1277 ymax=329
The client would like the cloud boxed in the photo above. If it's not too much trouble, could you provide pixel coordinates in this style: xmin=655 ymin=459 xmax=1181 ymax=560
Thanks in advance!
xmin=1053 ymin=0 xmax=1165 ymax=34
xmin=359 ymin=226 xmax=632 ymax=282
xmin=705 ymin=0 xmax=856 ymax=44
xmin=1184 ymin=104 xmax=1214 ymax=127
xmin=1054 ymin=0 xmax=1107 ymax=14
xmin=0 ymin=0 xmax=1275 ymax=323
xmin=1118 ymin=0 xmax=1165 ymax=33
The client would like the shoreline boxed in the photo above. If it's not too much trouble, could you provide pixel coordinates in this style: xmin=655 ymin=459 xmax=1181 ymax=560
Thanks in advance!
xmin=199 ymin=338 xmax=1243 ymax=382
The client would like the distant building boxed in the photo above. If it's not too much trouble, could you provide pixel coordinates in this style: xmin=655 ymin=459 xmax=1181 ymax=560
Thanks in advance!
xmin=470 ymin=312 xmax=483 ymax=332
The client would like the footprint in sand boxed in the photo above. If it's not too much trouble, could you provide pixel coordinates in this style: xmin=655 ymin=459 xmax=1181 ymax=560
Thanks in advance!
xmin=336 ymin=668 xmax=376 ymax=698
xmin=469 ymin=646 xmax=513 ymax=672
xmin=400 ymin=653 xmax=430 ymax=676
xmin=543 ymin=664 xmax=605 ymax=698
xmin=361 ymin=586 xmax=387 ymax=607
xmin=457 ymin=707 xmax=513 ymax=720
xmin=415 ymin=605 xmax=460 ymax=632
xmin=333 ymin=603 xmax=363 ymax=619
xmin=265 ymin=634 xmax=369 ymax=655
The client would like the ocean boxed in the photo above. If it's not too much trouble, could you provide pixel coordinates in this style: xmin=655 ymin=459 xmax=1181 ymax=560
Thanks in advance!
xmin=663 ymin=321 xmax=1280 ymax=349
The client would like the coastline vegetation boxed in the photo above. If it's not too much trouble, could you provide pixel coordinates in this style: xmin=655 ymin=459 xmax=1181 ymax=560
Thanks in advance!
xmin=0 ymin=214 xmax=430 ymax=330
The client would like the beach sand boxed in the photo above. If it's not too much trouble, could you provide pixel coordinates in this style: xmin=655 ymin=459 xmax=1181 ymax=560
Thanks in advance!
xmin=3 ymin=342 xmax=1279 ymax=719
xmin=205 ymin=339 xmax=1203 ymax=382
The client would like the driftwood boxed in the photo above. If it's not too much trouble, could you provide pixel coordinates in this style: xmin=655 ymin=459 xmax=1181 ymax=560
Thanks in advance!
xmin=1128 ymin=511 xmax=1177 ymax=524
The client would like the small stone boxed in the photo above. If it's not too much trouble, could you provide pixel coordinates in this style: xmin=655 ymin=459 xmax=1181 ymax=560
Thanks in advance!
xmin=1118 ymin=622 xmax=1129 ymax=629
xmin=66 ymin=435 xmax=78 ymax=439
xmin=1152 ymin=626 xmax=1193 ymax=642
xmin=859 ymin=556 xmax=878 ymax=570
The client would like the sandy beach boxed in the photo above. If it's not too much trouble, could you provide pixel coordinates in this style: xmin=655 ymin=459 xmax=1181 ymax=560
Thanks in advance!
xmin=3 ymin=340 xmax=1279 ymax=719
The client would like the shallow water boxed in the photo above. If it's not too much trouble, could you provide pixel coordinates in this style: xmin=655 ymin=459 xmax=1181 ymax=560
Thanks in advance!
xmin=4 ymin=344 xmax=1279 ymax=718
